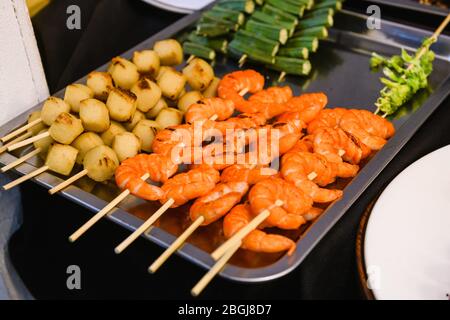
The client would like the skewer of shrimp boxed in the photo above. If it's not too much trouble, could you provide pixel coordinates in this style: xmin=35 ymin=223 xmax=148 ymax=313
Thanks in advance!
xmin=211 ymin=177 xmax=312 ymax=260
xmin=69 ymin=114 xmax=221 ymax=242
xmin=148 ymin=162 xmax=276 ymax=272
xmin=148 ymin=179 xmax=248 ymax=273
xmin=69 ymin=153 xmax=178 ymax=242
xmin=114 ymin=164 xmax=220 ymax=254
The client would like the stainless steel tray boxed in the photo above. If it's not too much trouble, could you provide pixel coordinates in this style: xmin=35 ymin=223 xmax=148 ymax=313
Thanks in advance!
xmin=1 ymin=9 xmax=450 ymax=283
xmin=358 ymin=0 xmax=450 ymax=18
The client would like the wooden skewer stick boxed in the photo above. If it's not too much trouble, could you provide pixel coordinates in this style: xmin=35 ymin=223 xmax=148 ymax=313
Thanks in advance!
xmin=114 ymin=197 xmax=176 ymax=254
xmin=191 ymin=241 xmax=241 ymax=297
xmin=49 ymin=169 xmax=88 ymax=195
xmin=1 ymin=118 xmax=42 ymax=143
xmin=2 ymin=165 xmax=49 ymax=190
xmin=412 ymin=13 xmax=450 ymax=67
xmin=238 ymin=88 xmax=248 ymax=96
xmin=307 ymin=172 xmax=317 ymax=180
xmin=278 ymin=71 xmax=287 ymax=82
xmin=149 ymin=215 xmax=205 ymax=274
xmin=7 ymin=131 xmax=49 ymax=152
xmin=187 ymin=55 xmax=195 ymax=63
xmin=1 ymin=147 xmax=42 ymax=173
xmin=238 ymin=54 xmax=247 ymax=68
xmin=68 ymin=173 xmax=150 ymax=242
xmin=0 ymin=132 xmax=32 ymax=154
xmin=211 ymin=199 xmax=284 ymax=261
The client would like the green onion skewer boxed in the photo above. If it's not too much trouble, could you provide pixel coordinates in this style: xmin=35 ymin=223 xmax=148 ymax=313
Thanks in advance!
xmin=245 ymin=19 xmax=289 ymax=44
xmin=372 ymin=13 xmax=450 ymax=116
xmin=286 ymin=36 xmax=319 ymax=52
xmin=234 ymin=30 xmax=280 ymax=56
xmin=252 ymin=11 xmax=297 ymax=36
xmin=228 ymin=40 xmax=276 ymax=65
xmin=183 ymin=42 xmax=216 ymax=61
xmin=196 ymin=23 xmax=230 ymax=37
xmin=200 ymin=15 xmax=240 ymax=31
xmin=187 ymin=33 xmax=228 ymax=53
xmin=304 ymin=8 xmax=334 ymax=18
xmin=208 ymin=6 xmax=246 ymax=25
xmin=267 ymin=57 xmax=312 ymax=79
xmin=217 ymin=0 xmax=255 ymax=14
xmin=293 ymin=26 xmax=328 ymax=39
xmin=314 ymin=0 xmax=343 ymax=11
xmin=297 ymin=14 xmax=334 ymax=29
xmin=265 ymin=0 xmax=305 ymax=16
xmin=286 ymin=0 xmax=314 ymax=10
xmin=262 ymin=4 xmax=299 ymax=24
xmin=278 ymin=47 xmax=309 ymax=60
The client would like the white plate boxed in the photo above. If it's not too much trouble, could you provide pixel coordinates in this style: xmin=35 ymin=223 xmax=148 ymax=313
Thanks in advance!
xmin=140 ymin=0 xmax=214 ymax=14
xmin=364 ymin=145 xmax=450 ymax=300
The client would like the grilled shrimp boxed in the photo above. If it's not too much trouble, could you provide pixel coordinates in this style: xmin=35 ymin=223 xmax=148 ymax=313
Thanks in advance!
xmin=272 ymin=119 xmax=306 ymax=155
xmin=189 ymin=181 xmax=249 ymax=225
xmin=185 ymin=98 xmax=235 ymax=124
xmin=218 ymin=70 xmax=265 ymax=111
xmin=287 ymin=135 xmax=314 ymax=153
xmin=312 ymin=126 xmax=368 ymax=164
xmin=249 ymin=86 xmax=293 ymax=105
xmin=307 ymin=108 xmax=349 ymax=134
xmin=348 ymin=109 xmax=395 ymax=139
xmin=115 ymin=153 xmax=178 ymax=201
xmin=218 ymin=112 xmax=267 ymax=131
xmin=223 ymin=204 xmax=296 ymax=255
xmin=249 ymin=177 xmax=312 ymax=229
xmin=303 ymin=207 xmax=324 ymax=221
xmin=284 ymin=92 xmax=327 ymax=123
xmin=281 ymin=152 xmax=348 ymax=203
xmin=152 ymin=124 xmax=194 ymax=159
xmin=160 ymin=165 xmax=220 ymax=207
xmin=339 ymin=110 xmax=394 ymax=150
xmin=248 ymin=86 xmax=292 ymax=118
xmin=221 ymin=164 xmax=278 ymax=185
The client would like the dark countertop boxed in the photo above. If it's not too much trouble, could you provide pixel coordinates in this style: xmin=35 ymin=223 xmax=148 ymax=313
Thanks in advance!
xmin=7 ymin=0 xmax=450 ymax=299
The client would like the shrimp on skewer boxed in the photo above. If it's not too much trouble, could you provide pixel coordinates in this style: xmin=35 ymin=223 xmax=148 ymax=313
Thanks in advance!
xmin=148 ymin=171 xmax=243 ymax=273
xmin=218 ymin=70 xmax=265 ymax=111
xmin=248 ymin=86 xmax=292 ymax=118
xmin=284 ymin=92 xmax=328 ymax=124
xmin=223 ymin=204 xmax=296 ymax=255
xmin=281 ymin=152 xmax=353 ymax=203
xmin=248 ymin=86 xmax=293 ymax=105
xmin=249 ymin=177 xmax=312 ymax=229
xmin=287 ymin=135 xmax=314 ymax=153
xmin=152 ymin=124 xmax=194 ymax=158
xmin=115 ymin=164 xmax=221 ymax=255
xmin=221 ymin=164 xmax=278 ymax=185
xmin=312 ymin=127 xmax=369 ymax=164
xmin=308 ymin=108 xmax=395 ymax=151
xmin=189 ymin=181 xmax=249 ymax=226
xmin=160 ymin=165 xmax=220 ymax=207
xmin=218 ymin=70 xmax=290 ymax=118
xmin=347 ymin=109 xmax=395 ymax=139
xmin=244 ymin=118 xmax=306 ymax=164
xmin=271 ymin=118 xmax=306 ymax=155
xmin=307 ymin=108 xmax=349 ymax=134
xmin=339 ymin=109 xmax=394 ymax=150
xmin=185 ymin=98 xmax=235 ymax=124
xmin=215 ymin=112 xmax=266 ymax=133
xmin=115 ymin=154 xmax=178 ymax=201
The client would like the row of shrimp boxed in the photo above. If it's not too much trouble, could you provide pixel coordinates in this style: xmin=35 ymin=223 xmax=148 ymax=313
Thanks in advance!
xmin=113 ymin=69 xmax=396 ymax=258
